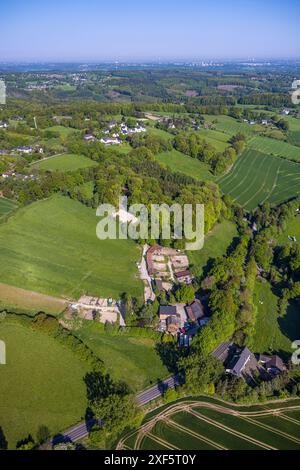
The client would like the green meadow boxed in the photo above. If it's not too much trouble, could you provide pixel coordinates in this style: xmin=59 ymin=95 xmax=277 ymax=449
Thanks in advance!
xmin=156 ymin=149 xmax=215 ymax=181
xmin=74 ymin=322 xmax=169 ymax=392
xmin=0 ymin=195 xmax=143 ymax=299
xmin=204 ymin=115 xmax=260 ymax=137
xmin=0 ymin=197 xmax=17 ymax=218
xmin=45 ymin=125 xmax=80 ymax=137
xmin=32 ymin=153 xmax=98 ymax=172
xmin=252 ymin=280 xmax=300 ymax=356
xmin=188 ymin=220 xmax=238 ymax=279
xmin=0 ymin=319 xmax=89 ymax=449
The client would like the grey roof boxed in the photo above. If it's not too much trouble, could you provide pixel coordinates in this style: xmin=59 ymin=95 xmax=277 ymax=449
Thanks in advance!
xmin=159 ymin=305 xmax=177 ymax=316
xmin=212 ymin=341 xmax=233 ymax=362
xmin=230 ymin=347 xmax=252 ymax=377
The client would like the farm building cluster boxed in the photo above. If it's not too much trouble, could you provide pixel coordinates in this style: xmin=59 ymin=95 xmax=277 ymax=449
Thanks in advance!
xmin=67 ymin=295 xmax=125 ymax=326
xmin=83 ymin=120 xmax=146 ymax=146
xmin=212 ymin=341 xmax=287 ymax=384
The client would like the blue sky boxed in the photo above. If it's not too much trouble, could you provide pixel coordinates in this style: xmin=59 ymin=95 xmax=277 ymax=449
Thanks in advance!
xmin=0 ymin=0 xmax=299 ymax=61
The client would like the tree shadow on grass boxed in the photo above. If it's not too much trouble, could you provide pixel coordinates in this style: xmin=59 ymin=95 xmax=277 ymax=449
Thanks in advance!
xmin=278 ymin=299 xmax=300 ymax=360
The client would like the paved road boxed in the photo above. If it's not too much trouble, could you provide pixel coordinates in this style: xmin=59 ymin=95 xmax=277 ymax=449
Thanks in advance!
xmin=52 ymin=375 xmax=179 ymax=446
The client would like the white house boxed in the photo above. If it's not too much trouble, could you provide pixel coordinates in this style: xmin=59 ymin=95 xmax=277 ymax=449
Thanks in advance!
xmin=84 ymin=134 xmax=96 ymax=142
xmin=16 ymin=146 xmax=33 ymax=154
xmin=100 ymin=137 xmax=121 ymax=146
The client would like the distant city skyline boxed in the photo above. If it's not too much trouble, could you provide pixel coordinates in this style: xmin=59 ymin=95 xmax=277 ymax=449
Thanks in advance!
xmin=1 ymin=0 xmax=299 ymax=61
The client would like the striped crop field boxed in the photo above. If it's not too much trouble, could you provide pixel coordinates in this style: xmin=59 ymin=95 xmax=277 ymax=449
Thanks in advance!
xmin=248 ymin=136 xmax=300 ymax=162
xmin=118 ymin=398 xmax=300 ymax=451
xmin=218 ymin=149 xmax=300 ymax=210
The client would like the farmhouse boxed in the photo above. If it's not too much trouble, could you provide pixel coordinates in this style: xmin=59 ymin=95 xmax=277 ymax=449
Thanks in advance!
xmin=185 ymin=299 xmax=205 ymax=322
xmin=159 ymin=305 xmax=180 ymax=333
xmin=258 ymin=354 xmax=286 ymax=375
xmin=84 ymin=133 xmax=96 ymax=142
xmin=166 ymin=314 xmax=181 ymax=334
xmin=16 ymin=146 xmax=33 ymax=154
xmin=175 ymin=269 xmax=194 ymax=284
xmin=100 ymin=137 xmax=122 ymax=146
xmin=226 ymin=346 xmax=261 ymax=382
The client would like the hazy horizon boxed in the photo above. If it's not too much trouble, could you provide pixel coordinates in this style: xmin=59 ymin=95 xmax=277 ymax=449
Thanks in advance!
xmin=1 ymin=0 xmax=299 ymax=62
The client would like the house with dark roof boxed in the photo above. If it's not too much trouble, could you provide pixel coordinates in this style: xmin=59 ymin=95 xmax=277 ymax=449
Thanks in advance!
xmin=226 ymin=347 xmax=263 ymax=382
xmin=258 ymin=354 xmax=286 ymax=375
xmin=166 ymin=314 xmax=180 ymax=334
xmin=212 ymin=341 xmax=234 ymax=363
xmin=185 ymin=299 xmax=205 ymax=322
xmin=159 ymin=305 xmax=177 ymax=318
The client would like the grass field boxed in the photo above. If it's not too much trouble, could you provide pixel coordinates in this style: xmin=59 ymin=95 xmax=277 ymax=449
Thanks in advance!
xmin=248 ymin=136 xmax=300 ymax=162
xmin=32 ymin=154 xmax=98 ymax=172
xmin=156 ymin=150 xmax=215 ymax=181
xmin=147 ymin=127 xmax=173 ymax=142
xmin=197 ymin=129 xmax=230 ymax=152
xmin=74 ymin=322 xmax=169 ymax=392
xmin=45 ymin=125 xmax=80 ymax=137
xmin=204 ymin=115 xmax=260 ymax=137
xmin=286 ymin=116 xmax=300 ymax=147
xmin=252 ymin=280 xmax=300 ymax=356
xmin=278 ymin=215 xmax=300 ymax=245
xmin=119 ymin=397 xmax=300 ymax=450
xmin=188 ymin=220 xmax=238 ymax=279
xmin=0 ymin=319 xmax=89 ymax=449
xmin=0 ymin=195 xmax=143 ymax=299
xmin=0 ymin=197 xmax=17 ymax=218
xmin=218 ymin=149 xmax=300 ymax=210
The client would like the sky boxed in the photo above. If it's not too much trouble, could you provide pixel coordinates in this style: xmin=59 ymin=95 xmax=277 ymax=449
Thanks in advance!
xmin=0 ymin=0 xmax=299 ymax=62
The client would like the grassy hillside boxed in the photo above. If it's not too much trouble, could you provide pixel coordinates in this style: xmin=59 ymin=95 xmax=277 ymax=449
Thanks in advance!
xmin=32 ymin=154 xmax=98 ymax=172
xmin=0 ymin=197 xmax=17 ymax=218
xmin=156 ymin=149 xmax=215 ymax=181
xmin=45 ymin=125 xmax=80 ymax=137
xmin=252 ymin=280 xmax=300 ymax=356
xmin=248 ymin=136 xmax=300 ymax=162
xmin=188 ymin=220 xmax=238 ymax=279
xmin=0 ymin=195 xmax=143 ymax=299
xmin=74 ymin=322 xmax=169 ymax=392
xmin=218 ymin=149 xmax=300 ymax=210
xmin=0 ymin=319 xmax=89 ymax=448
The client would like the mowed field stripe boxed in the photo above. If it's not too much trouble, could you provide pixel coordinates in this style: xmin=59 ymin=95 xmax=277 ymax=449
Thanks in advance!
xmin=242 ymin=416 xmax=300 ymax=445
xmin=242 ymin=158 xmax=281 ymax=208
xmin=146 ymin=431 xmax=179 ymax=450
xmin=232 ymin=153 xmax=270 ymax=204
xmin=279 ymin=414 xmax=300 ymax=426
xmin=188 ymin=409 xmax=276 ymax=450
xmin=166 ymin=417 xmax=227 ymax=450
